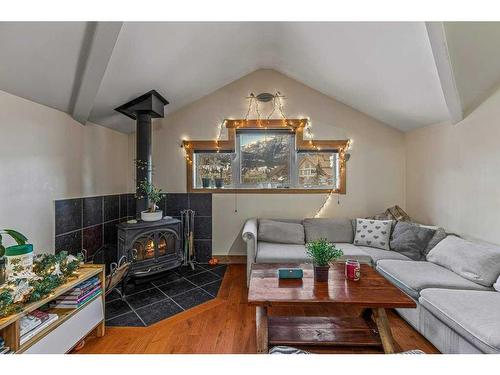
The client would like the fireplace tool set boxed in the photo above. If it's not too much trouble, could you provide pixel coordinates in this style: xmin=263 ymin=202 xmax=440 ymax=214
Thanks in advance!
xmin=181 ymin=209 xmax=196 ymax=270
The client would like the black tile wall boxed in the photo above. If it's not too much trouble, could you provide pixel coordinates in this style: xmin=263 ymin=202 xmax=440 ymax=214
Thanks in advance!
xmin=55 ymin=230 xmax=82 ymax=256
xmin=119 ymin=194 xmax=129 ymax=218
xmin=168 ymin=193 xmax=213 ymax=263
xmin=83 ymin=224 xmax=103 ymax=259
xmin=189 ymin=193 xmax=212 ymax=216
xmin=83 ymin=196 xmax=103 ymax=227
xmin=193 ymin=216 xmax=212 ymax=239
xmin=166 ymin=193 xmax=189 ymax=217
xmin=193 ymin=240 xmax=212 ymax=262
xmin=126 ymin=194 xmax=136 ymax=217
xmin=103 ymin=220 xmax=119 ymax=246
xmin=55 ymin=193 xmax=135 ymax=258
xmin=55 ymin=193 xmax=213 ymax=263
xmin=103 ymin=195 xmax=120 ymax=222
xmin=54 ymin=198 xmax=81 ymax=235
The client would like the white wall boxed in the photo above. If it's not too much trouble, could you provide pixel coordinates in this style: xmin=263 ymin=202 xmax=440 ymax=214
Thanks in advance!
xmin=0 ymin=90 xmax=130 ymax=253
xmin=142 ymin=69 xmax=406 ymax=256
xmin=406 ymin=86 xmax=500 ymax=245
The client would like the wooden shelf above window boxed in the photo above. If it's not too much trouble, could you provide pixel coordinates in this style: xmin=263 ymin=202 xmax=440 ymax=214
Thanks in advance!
xmin=183 ymin=119 xmax=349 ymax=194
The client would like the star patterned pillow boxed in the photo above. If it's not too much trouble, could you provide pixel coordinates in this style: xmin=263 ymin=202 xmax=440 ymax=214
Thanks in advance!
xmin=353 ymin=218 xmax=392 ymax=250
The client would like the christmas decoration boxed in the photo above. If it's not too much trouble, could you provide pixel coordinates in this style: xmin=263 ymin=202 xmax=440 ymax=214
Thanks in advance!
xmin=0 ymin=251 xmax=82 ymax=318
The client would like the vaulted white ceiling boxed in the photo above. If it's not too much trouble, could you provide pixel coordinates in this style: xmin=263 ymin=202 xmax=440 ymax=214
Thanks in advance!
xmin=1 ymin=22 xmax=499 ymax=133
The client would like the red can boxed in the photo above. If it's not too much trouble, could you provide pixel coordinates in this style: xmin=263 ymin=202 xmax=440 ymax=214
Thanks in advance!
xmin=345 ymin=259 xmax=360 ymax=281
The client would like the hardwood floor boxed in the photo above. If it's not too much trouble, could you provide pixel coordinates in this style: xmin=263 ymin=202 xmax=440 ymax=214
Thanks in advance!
xmin=76 ymin=264 xmax=439 ymax=354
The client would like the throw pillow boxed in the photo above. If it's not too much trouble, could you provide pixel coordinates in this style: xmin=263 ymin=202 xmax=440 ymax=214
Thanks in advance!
xmin=303 ymin=218 xmax=354 ymax=243
xmin=427 ymin=235 xmax=500 ymax=287
xmin=258 ymin=219 xmax=305 ymax=245
xmin=353 ymin=218 xmax=392 ymax=250
xmin=390 ymin=221 xmax=435 ymax=260
xmin=423 ymin=227 xmax=447 ymax=256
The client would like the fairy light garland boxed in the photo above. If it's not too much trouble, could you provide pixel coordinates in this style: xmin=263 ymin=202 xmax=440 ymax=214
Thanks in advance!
xmin=314 ymin=139 xmax=352 ymax=218
xmin=182 ymin=92 xmax=352 ymax=217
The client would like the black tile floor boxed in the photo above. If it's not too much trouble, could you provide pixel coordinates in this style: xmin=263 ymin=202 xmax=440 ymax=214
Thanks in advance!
xmin=105 ymin=264 xmax=227 ymax=327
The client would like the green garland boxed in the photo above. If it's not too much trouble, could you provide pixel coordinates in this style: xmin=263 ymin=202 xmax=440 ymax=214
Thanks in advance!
xmin=0 ymin=251 xmax=82 ymax=318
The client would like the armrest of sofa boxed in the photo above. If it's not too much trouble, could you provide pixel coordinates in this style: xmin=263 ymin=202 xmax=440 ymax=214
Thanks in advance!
xmin=242 ymin=218 xmax=258 ymax=285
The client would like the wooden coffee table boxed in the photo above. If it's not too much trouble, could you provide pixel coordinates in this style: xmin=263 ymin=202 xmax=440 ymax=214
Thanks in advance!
xmin=248 ymin=263 xmax=416 ymax=354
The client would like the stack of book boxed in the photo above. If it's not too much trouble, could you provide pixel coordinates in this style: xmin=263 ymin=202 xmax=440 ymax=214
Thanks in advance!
xmin=19 ymin=310 xmax=59 ymax=345
xmin=50 ymin=276 xmax=101 ymax=309
xmin=0 ymin=336 xmax=13 ymax=354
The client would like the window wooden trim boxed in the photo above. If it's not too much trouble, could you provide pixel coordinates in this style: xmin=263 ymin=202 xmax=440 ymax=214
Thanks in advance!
xmin=183 ymin=119 xmax=349 ymax=194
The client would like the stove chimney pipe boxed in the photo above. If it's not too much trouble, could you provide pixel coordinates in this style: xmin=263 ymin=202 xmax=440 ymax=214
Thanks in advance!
xmin=115 ymin=90 xmax=169 ymax=216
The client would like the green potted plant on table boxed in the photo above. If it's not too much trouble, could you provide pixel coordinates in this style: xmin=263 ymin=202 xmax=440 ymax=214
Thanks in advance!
xmin=136 ymin=179 xmax=164 ymax=222
xmin=306 ymin=239 xmax=344 ymax=282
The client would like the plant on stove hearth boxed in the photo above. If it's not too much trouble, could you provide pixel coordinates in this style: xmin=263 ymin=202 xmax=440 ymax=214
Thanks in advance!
xmin=136 ymin=179 xmax=163 ymax=213
xmin=306 ymin=239 xmax=343 ymax=266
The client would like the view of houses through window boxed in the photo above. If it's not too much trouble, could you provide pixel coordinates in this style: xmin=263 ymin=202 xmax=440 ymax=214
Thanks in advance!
xmin=192 ymin=131 xmax=339 ymax=190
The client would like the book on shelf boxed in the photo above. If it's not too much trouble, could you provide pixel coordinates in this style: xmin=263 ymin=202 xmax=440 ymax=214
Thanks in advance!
xmin=20 ymin=313 xmax=59 ymax=345
xmin=64 ymin=277 xmax=100 ymax=296
xmin=50 ymin=289 xmax=102 ymax=308
xmin=19 ymin=309 xmax=52 ymax=337
xmin=1 ymin=346 xmax=12 ymax=354
xmin=55 ymin=285 xmax=100 ymax=303
xmin=47 ymin=275 xmax=102 ymax=309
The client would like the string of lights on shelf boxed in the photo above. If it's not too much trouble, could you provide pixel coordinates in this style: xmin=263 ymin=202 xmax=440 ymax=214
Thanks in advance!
xmin=182 ymin=92 xmax=352 ymax=217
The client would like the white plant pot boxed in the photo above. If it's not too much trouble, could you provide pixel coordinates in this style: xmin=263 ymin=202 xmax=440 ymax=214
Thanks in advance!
xmin=141 ymin=210 xmax=163 ymax=222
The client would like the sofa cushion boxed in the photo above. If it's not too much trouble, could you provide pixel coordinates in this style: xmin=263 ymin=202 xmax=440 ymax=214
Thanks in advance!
xmin=256 ymin=242 xmax=373 ymax=264
xmin=256 ymin=242 xmax=308 ymax=263
xmin=357 ymin=246 xmax=412 ymax=264
xmin=353 ymin=218 xmax=392 ymax=250
xmin=258 ymin=219 xmax=305 ymax=245
xmin=376 ymin=260 xmax=491 ymax=299
xmin=335 ymin=243 xmax=372 ymax=264
xmin=427 ymin=235 xmax=500 ymax=287
xmin=390 ymin=221 xmax=435 ymax=260
xmin=419 ymin=289 xmax=500 ymax=353
xmin=303 ymin=218 xmax=353 ymax=243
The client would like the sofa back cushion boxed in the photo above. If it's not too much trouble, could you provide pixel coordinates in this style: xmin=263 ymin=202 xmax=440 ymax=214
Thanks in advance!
xmin=390 ymin=221 xmax=435 ymax=260
xmin=353 ymin=218 xmax=392 ymax=250
xmin=423 ymin=227 xmax=447 ymax=255
xmin=427 ymin=235 xmax=500 ymax=287
xmin=258 ymin=219 xmax=305 ymax=244
xmin=303 ymin=218 xmax=353 ymax=243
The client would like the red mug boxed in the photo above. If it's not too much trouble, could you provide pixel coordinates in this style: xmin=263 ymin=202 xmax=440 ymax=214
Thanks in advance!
xmin=345 ymin=259 xmax=360 ymax=281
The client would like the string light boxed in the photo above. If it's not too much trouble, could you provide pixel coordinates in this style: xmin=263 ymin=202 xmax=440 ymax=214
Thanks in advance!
xmin=181 ymin=91 xmax=334 ymax=185
xmin=314 ymin=139 xmax=352 ymax=218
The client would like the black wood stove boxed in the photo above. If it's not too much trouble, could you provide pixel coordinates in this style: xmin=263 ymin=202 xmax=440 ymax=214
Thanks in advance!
xmin=117 ymin=218 xmax=183 ymax=278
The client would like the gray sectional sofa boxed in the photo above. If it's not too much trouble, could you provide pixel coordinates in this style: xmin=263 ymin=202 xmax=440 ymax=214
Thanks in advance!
xmin=242 ymin=217 xmax=500 ymax=354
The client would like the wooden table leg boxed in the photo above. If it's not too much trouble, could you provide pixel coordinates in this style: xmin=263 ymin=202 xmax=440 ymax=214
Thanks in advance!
xmin=372 ymin=308 xmax=396 ymax=354
xmin=256 ymin=306 xmax=268 ymax=354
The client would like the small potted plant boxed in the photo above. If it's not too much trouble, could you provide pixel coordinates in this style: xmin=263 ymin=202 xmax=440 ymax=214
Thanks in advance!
xmin=306 ymin=239 xmax=344 ymax=282
xmin=214 ymin=167 xmax=224 ymax=188
xmin=137 ymin=179 xmax=164 ymax=221
xmin=200 ymin=165 xmax=211 ymax=188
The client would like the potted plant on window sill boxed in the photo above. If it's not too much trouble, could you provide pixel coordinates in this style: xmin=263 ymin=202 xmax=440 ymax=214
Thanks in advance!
xmin=214 ymin=167 xmax=224 ymax=189
xmin=137 ymin=179 xmax=163 ymax=222
xmin=306 ymin=239 xmax=344 ymax=282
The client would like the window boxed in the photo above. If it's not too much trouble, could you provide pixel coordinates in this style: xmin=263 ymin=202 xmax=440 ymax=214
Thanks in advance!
xmin=238 ymin=131 xmax=293 ymax=188
xmin=185 ymin=118 xmax=348 ymax=193
xmin=297 ymin=152 xmax=339 ymax=189
xmin=193 ymin=152 xmax=233 ymax=188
